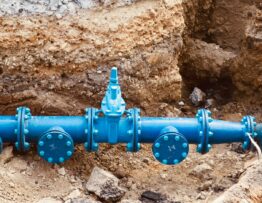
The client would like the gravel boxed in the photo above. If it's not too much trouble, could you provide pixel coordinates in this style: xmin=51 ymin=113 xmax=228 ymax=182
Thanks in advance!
xmin=0 ymin=0 xmax=138 ymax=16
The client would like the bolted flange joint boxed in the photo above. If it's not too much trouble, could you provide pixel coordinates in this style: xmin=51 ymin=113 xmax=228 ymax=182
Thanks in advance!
xmin=126 ymin=108 xmax=141 ymax=152
xmin=241 ymin=115 xmax=257 ymax=150
xmin=196 ymin=109 xmax=213 ymax=154
xmin=15 ymin=106 xmax=31 ymax=152
xmin=84 ymin=108 xmax=99 ymax=152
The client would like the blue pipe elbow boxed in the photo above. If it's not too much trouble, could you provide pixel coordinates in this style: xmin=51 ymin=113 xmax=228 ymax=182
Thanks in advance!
xmin=0 ymin=67 xmax=259 ymax=165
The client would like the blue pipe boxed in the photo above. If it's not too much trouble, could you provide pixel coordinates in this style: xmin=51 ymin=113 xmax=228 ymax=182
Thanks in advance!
xmin=0 ymin=67 xmax=260 ymax=165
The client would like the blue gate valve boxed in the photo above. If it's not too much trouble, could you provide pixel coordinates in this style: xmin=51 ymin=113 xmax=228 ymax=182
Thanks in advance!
xmin=0 ymin=67 xmax=261 ymax=165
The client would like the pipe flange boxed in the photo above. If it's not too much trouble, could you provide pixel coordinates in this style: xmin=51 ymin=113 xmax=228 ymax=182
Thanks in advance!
xmin=196 ymin=109 xmax=213 ymax=154
xmin=38 ymin=129 xmax=74 ymax=163
xmin=126 ymin=108 xmax=141 ymax=152
xmin=15 ymin=107 xmax=31 ymax=152
xmin=152 ymin=131 xmax=189 ymax=165
xmin=84 ymin=108 xmax=99 ymax=152
xmin=241 ymin=116 xmax=257 ymax=150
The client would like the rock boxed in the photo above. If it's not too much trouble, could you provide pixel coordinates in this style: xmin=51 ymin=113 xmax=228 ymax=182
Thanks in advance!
xmin=142 ymin=157 xmax=150 ymax=164
xmin=178 ymin=101 xmax=185 ymax=106
xmin=74 ymin=0 xmax=97 ymax=9
xmin=160 ymin=173 xmax=168 ymax=180
xmin=189 ymin=87 xmax=206 ymax=106
xmin=86 ymin=167 xmax=126 ymax=202
xmin=213 ymin=160 xmax=262 ymax=202
xmin=196 ymin=191 xmax=207 ymax=200
xmin=205 ymin=98 xmax=215 ymax=108
xmin=36 ymin=197 xmax=62 ymax=203
xmin=114 ymin=168 xmax=128 ymax=179
xmin=198 ymin=180 xmax=213 ymax=191
xmin=49 ymin=0 xmax=60 ymax=11
xmin=0 ymin=146 xmax=14 ymax=164
xmin=58 ymin=167 xmax=66 ymax=176
xmin=140 ymin=191 xmax=167 ymax=202
xmin=212 ymin=178 xmax=234 ymax=192
xmin=121 ymin=200 xmax=141 ymax=203
xmin=66 ymin=189 xmax=81 ymax=200
xmin=190 ymin=163 xmax=212 ymax=179
xmin=69 ymin=198 xmax=101 ymax=203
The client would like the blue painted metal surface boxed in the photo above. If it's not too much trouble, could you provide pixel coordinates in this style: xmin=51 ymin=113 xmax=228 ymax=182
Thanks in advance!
xmin=0 ymin=67 xmax=261 ymax=165
xmin=152 ymin=126 xmax=189 ymax=165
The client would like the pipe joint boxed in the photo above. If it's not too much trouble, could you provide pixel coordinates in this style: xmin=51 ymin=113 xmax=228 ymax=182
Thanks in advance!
xmin=15 ymin=106 xmax=31 ymax=152
xmin=196 ymin=109 xmax=213 ymax=154
xmin=84 ymin=107 xmax=99 ymax=152
xmin=241 ymin=115 xmax=257 ymax=150
xmin=126 ymin=108 xmax=141 ymax=152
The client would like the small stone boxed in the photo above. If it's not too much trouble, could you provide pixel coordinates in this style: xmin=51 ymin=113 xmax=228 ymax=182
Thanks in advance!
xmin=66 ymin=189 xmax=81 ymax=200
xmin=49 ymin=0 xmax=60 ymax=11
xmin=121 ymin=200 xmax=141 ymax=203
xmin=198 ymin=180 xmax=213 ymax=191
xmin=142 ymin=158 xmax=150 ymax=164
xmin=205 ymin=98 xmax=215 ymax=108
xmin=114 ymin=168 xmax=128 ymax=179
xmin=140 ymin=191 xmax=167 ymax=202
xmin=178 ymin=101 xmax=185 ymax=106
xmin=58 ymin=167 xmax=66 ymax=176
xmin=69 ymin=198 xmax=101 ymax=203
xmin=75 ymin=0 xmax=97 ymax=9
xmin=196 ymin=191 xmax=207 ymax=200
xmin=190 ymin=163 xmax=212 ymax=179
xmin=160 ymin=173 xmax=168 ymax=179
xmin=9 ymin=182 xmax=15 ymax=188
xmin=189 ymin=87 xmax=206 ymax=106
xmin=86 ymin=167 xmax=126 ymax=202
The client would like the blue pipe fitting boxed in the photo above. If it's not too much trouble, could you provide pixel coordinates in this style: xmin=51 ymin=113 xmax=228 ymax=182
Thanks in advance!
xmin=38 ymin=127 xmax=74 ymax=163
xmin=196 ymin=109 xmax=213 ymax=154
xmin=15 ymin=107 xmax=31 ymax=152
xmin=126 ymin=108 xmax=141 ymax=152
xmin=0 ymin=67 xmax=261 ymax=165
xmin=241 ymin=116 xmax=257 ymax=150
xmin=152 ymin=126 xmax=189 ymax=165
xmin=84 ymin=107 xmax=99 ymax=152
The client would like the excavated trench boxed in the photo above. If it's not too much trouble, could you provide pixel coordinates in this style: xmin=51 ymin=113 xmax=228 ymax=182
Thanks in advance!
xmin=0 ymin=0 xmax=261 ymax=202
